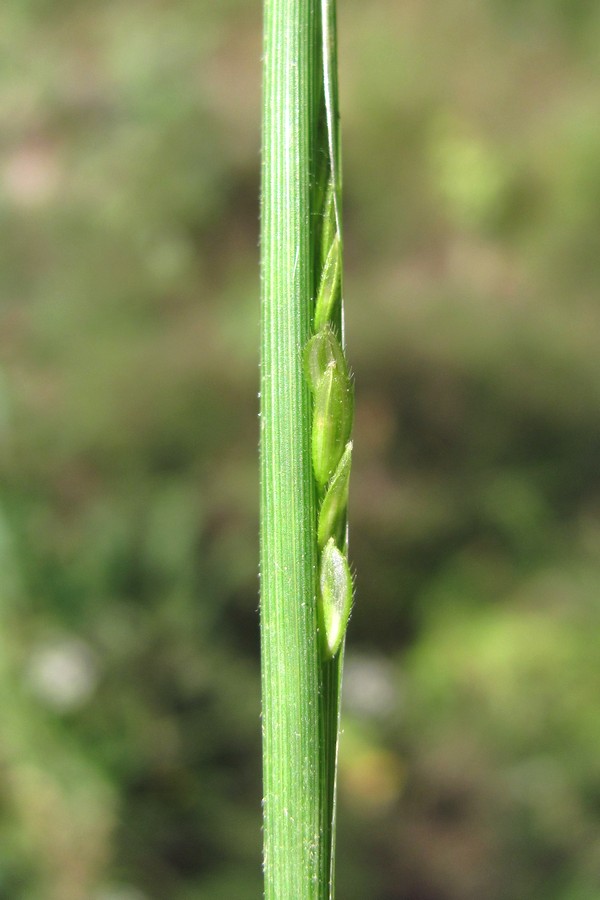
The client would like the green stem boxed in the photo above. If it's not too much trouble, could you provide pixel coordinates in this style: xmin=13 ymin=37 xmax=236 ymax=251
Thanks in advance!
xmin=260 ymin=0 xmax=346 ymax=896
xmin=260 ymin=0 xmax=329 ymax=897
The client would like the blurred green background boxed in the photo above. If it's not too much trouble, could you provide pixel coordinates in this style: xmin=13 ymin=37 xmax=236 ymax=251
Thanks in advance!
xmin=2 ymin=0 xmax=600 ymax=898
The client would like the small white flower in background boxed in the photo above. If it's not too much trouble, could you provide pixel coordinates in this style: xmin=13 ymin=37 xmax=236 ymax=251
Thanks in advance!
xmin=26 ymin=637 xmax=99 ymax=712
xmin=343 ymin=653 xmax=398 ymax=720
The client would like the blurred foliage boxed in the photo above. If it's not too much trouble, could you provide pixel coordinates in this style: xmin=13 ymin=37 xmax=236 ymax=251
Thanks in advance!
xmin=1 ymin=0 xmax=600 ymax=898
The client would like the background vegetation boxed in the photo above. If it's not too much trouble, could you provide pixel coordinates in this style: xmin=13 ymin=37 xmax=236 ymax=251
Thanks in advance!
xmin=1 ymin=0 xmax=600 ymax=897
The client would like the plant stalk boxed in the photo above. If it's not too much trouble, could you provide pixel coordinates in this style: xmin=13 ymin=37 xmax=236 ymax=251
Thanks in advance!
xmin=260 ymin=0 xmax=345 ymax=896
